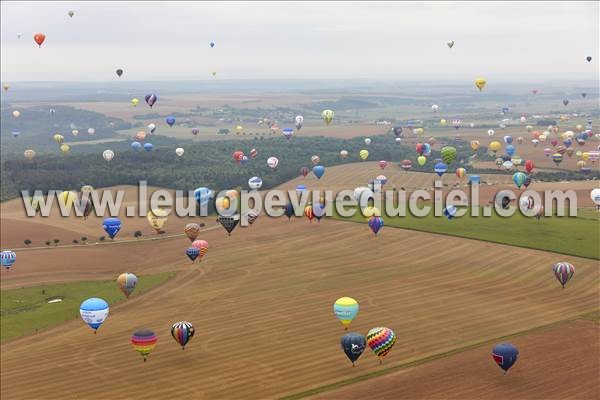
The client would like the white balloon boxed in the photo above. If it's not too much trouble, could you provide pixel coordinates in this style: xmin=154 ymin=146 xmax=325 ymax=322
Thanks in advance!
xmin=102 ymin=149 xmax=114 ymax=162
xmin=175 ymin=147 xmax=184 ymax=156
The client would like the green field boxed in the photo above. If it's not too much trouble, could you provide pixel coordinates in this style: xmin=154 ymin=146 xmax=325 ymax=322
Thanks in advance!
xmin=0 ymin=271 xmax=175 ymax=342
xmin=333 ymin=206 xmax=600 ymax=259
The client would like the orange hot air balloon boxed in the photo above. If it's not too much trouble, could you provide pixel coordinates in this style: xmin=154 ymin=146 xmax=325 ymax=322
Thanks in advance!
xmin=34 ymin=33 xmax=46 ymax=47
xmin=304 ymin=205 xmax=315 ymax=222
xmin=135 ymin=131 xmax=146 ymax=141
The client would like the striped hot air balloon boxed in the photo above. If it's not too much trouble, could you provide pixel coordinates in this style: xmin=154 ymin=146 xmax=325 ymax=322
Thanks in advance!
xmin=171 ymin=321 xmax=195 ymax=349
xmin=553 ymin=262 xmax=574 ymax=288
xmin=304 ymin=205 xmax=315 ymax=222
xmin=131 ymin=329 xmax=157 ymax=361
xmin=366 ymin=327 xmax=396 ymax=363
xmin=1 ymin=250 xmax=16 ymax=270
xmin=184 ymin=223 xmax=201 ymax=242
xmin=117 ymin=273 xmax=138 ymax=298
xmin=333 ymin=297 xmax=359 ymax=329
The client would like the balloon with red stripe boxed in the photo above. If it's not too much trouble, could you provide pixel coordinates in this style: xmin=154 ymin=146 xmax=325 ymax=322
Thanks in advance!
xmin=171 ymin=321 xmax=195 ymax=350
xmin=131 ymin=329 xmax=157 ymax=361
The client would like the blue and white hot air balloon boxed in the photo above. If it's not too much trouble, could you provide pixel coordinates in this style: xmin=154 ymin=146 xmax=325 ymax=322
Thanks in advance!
xmin=102 ymin=217 xmax=122 ymax=239
xmin=248 ymin=176 xmax=263 ymax=190
xmin=80 ymin=298 xmax=109 ymax=333
xmin=1 ymin=250 xmax=16 ymax=270
xmin=282 ymin=128 xmax=294 ymax=139
xmin=194 ymin=187 xmax=213 ymax=207
xmin=434 ymin=162 xmax=448 ymax=177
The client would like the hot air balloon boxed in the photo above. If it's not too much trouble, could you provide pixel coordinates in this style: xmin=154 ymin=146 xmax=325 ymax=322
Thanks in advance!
xmin=431 ymin=104 xmax=439 ymax=112
xmin=33 ymin=33 xmax=46 ymax=47
xmin=58 ymin=191 xmax=77 ymax=210
xmin=166 ymin=116 xmax=175 ymax=127
xmin=209 ymin=41 xmax=215 ymax=48
xmin=587 ymin=56 xmax=592 ymax=62
xmin=24 ymin=149 xmax=36 ymax=160
xmin=322 ymin=109 xmax=334 ymax=125
xmin=488 ymin=141 xmax=501 ymax=154
xmin=364 ymin=138 xmax=372 ymax=146
xmin=143 ymin=143 xmax=153 ymax=152
xmin=102 ymin=217 xmax=122 ymax=239
xmin=117 ymin=273 xmax=138 ymax=298
xmin=563 ymin=99 xmax=569 ymax=106
xmin=333 ymin=297 xmax=359 ymax=330
xmin=217 ymin=215 xmax=239 ymax=236
xmin=116 ymin=69 xmax=123 ymax=77
xmin=191 ymin=240 xmax=209 ymax=261
xmin=131 ymin=98 xmax=140 ymax=107
xmin=475 ymin=77 xmax=486 ymax=91
xmin=295 ymin=115 xmax=304 ymax=130
xmin=186 ymin=247 xmax=199 ymax=262
xmin=58 ymin=143 xmax=70 ymax=154
xmin=359 ymin=150 xmax=369 ymax=160
xmin=184 ymin=224 xmax=201 ymax=242
xmin=366 ymin=327 xmax=396 ymax=363
xmin=505 ymin=145 xmax=515 ymax=157
xmin=417 ymin=156 xmax=426 ymax=166
xmin=232 ymin=151 xmax=244 ymax=163
xmin=190 ymin=127 xmax=199 ymax=136
xmin=80 ymin=298 xmax=109 ymax=333
xmin=267 ymin=156 xmax=279 ymax=169
xmin=443 ymin=205 xmax=458 ymax=219
xmin=175 ymin=147 xmax=185 ymax=157
xmin=470 ymin=140 xmax=480 ymax=151
xmin=376 ymin=160 xmax=388 ymax=170
xmin=304 ymin=205 xmax=315 ymax=222
xmin=440 ymin=119 xmax=447 ymax=126
xmin=194 ymin=187 xmax=213 ymax=207
xmin=71 ymin=129 xmax=79 ymax=136
xmin=284 ymin=203 xmax=295 ymax=220
xmin=340 ymin=333 xmax=366 ymax=366
xmin=368 ymin=216 xmax=384 ymax=235
xmin=103 ymin=149 xmax=114 ymax=162
xmin=248 ymin=176 xmax=263 ymax=190
xmin=53 ymin=133 xmax=64 ymax=144
xmin=340 ymin=150 xmax=349 ymax=159
xmin=553 ymin=262 xmax=575 ymax=288
xmin=503 ymin=135 xmax=513 ymax=144
xmin=455 ymin=167 xmax=466 ymax=179
xmin=512 ymin=172 xmax=526 ymax=189
xmin=131 ymin=141 xmax=142 ymax=151
xmin=235 ymin=125 xmax=244 ymax=135
xmin=440 ymin=146 xmax=457 ymax=164
xmin=146 ymin=209 xmax=168 ymax=233
xmin=434 ymin=162 xmax=448 ymax=177
xmin=391 ymin=126 xmax=403 ymax=138
xmin=492 ymin=343 xmax=518 ymax=373
xmin=311 ymin=155 xmax=320 ymax=165
xmin=452 ymin=119 xmax=462 ymax=130
xmin=145 ymin=94 xmax=157 ymax=107
xmin=551 ymin=153 xmax=563 ymax=165
xmin=2 ymin=83 xmax=9 ymax=92
xmin=282 ymin=127 xmax=294 ymax=139
xmin=131 ymin=329 xmax=157 ymax=361
xmin=1 ymin=250 xmax=16 ymax=270
xmin=309 ymin=165 xmax=325 ymax=180
xmin=68 ymin=10 xmax=74 ymax=17
xmin=171 ymin=321 xmax=195 ymax=350
xmin=591 ymin=188 xmax=600 ymax=208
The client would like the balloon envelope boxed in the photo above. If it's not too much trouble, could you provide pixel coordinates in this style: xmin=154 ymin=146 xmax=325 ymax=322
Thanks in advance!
xmin=334 ymin=297 xmax=359 ymax=328
xmin=80 ymin=298 xmax=109 ymax=331
xmin=102 ymin=217 xmax=122 ymax=239
xmin=171 ymin=321 xmax=195 ymax=349
xmin=117 ymin=273 xmax=138 ymax=298
xmin=341 ymin=333 xmax=366 ymax=364
xmin=492 ymin=343 xmax=518 ymax=372
xmin=367 ymin=327 xmax=396 ymax=360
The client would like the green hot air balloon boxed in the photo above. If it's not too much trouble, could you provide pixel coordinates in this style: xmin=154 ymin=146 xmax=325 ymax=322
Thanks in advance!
xmin=440 ymin=146 xmax=457 ymax=165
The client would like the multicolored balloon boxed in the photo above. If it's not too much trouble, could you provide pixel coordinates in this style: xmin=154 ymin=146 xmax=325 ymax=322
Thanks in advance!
xmin=368 ymin=216 xmax=384 ymax=235
xmin=553 ymin=262 xmax=574 ymax=288
xmin=333 ymin=297 xmax=359 ymax=330
xmin=366 ymin=327 xmax=396 ymax=362
xmin=171 ymin=321 xmax=195 ymax=349
xmin=115 ymin=272 xmax=137 ymax=298
xmin=131 ymin=329 xmax=157 ymax=361
xmin=192 ymin=240 xmax=209 ymax=261
xmin=145 ymin=94 xmax=157 ymax=107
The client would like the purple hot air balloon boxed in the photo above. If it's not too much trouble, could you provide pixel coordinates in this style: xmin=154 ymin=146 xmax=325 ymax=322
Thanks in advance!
xmin=145 ymin=94 xmax=157 ymax=108
xmin=191 ymin=128 xmax=199 ymax=136
xmin=368 ymin=216 xmax=384 ymax=235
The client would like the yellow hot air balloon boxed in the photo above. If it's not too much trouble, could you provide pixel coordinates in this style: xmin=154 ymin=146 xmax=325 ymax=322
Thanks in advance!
xmin=575 ymin=150 xmax=583 ymax=158
xmin=235 ymin=125 xmax=244 ymax=135
xmin=413 ymin=127 xmax=424 ymax=137
xmin=333 ymin=297 xmax=359 ymax=329
xmin=359 ymin=149 xmax=369 ymax=160
xmin=470 ymin=140 xmax=480 ymax=151
xmin=131 ymin=98 xmax=139 ymax=107
xmin=417 ymin=155 xmax=427 ymax=166
xmin=474 ymin=77 xmax=487 ymax=91
xmin=53 ymin=133 xmax=65 ymax=144
xmin=321 ymin=109 xmax=334 ymax=125
xmin=362 ymin=206 xmax=380 ymax=220
xmin=582 ymin=152 xmax=590 ymax=161
xmin=58 ymin=191 xmax=78 ymax=209
xmin=488 ymin=140 xmax=501 ymax=154
xmin=2 ymin=83 xmax=9 ymax=92
xmin=60 ymin=144 xmax=70 ymax=154
xmin=24 ymin=149 xmax=36 ymax=160
xmin=575 ymin=124 xmax=583 ymax=133
xmin=440 ymin=119 xmax=447 ymax=126
xmin=147 ymin=209 xmax=169 ymax=233
xmin=577 ymin=160 xmax=586 ymax=169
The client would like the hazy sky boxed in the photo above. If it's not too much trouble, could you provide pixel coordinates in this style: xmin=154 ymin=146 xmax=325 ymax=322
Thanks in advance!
xmin=1 ymin=1 xmax=598 ymax=82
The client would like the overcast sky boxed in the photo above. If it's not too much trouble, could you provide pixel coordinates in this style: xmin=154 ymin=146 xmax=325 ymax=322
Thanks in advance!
xmin=1 ymin=1 xmax=598 ymax=82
